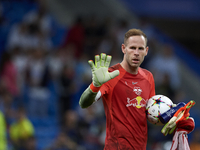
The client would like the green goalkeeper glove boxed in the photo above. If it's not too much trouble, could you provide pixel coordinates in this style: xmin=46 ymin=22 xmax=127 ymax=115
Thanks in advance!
xmin=161 ymin=100 xmax=195 ymax=136
xmin=88 ymin=53 xmax=120 ymax=88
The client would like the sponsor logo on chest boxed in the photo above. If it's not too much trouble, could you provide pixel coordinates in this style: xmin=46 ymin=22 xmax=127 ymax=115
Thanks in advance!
xmin=125 ymin=81 xmax=147 ymax=109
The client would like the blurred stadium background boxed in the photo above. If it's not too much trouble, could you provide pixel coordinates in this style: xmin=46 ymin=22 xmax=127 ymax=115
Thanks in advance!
xmin=0 ymin=0 xmax=200 ymax=150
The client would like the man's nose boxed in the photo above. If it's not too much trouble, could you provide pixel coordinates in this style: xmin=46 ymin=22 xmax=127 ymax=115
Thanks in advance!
xmin=134 ymin=49 xmax=139 ymax=55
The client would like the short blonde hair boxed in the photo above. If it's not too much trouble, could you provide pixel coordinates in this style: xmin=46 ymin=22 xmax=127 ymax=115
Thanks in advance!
xmin=124 ymin=29 xmax=147 ymax=46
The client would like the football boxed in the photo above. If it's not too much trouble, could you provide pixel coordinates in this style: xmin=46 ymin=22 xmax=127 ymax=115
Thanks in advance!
xmin=146 ymin=95 xmax=173 ymax=125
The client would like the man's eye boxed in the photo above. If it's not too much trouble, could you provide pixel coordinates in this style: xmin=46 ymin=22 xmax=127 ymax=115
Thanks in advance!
xmin=139 ymin=47 xmax=144 ymax=50
xmin=130 ymin=47 xmax=136 ymax=49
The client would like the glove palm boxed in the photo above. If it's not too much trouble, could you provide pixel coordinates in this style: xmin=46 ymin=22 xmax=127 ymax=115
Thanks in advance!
xmin=88 ymin=53 xmax=119 ymax=87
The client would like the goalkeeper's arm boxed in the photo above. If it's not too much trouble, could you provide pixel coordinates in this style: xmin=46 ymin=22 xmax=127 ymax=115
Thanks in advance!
xmin=79 ymin=53 xmax=119 ymax=108
xmin=79 ymin=84 xmax=99 ymax=108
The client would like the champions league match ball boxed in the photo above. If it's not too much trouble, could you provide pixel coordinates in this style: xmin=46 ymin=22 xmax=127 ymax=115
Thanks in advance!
xmin=146 ymin=95 xmax=173 ymax=125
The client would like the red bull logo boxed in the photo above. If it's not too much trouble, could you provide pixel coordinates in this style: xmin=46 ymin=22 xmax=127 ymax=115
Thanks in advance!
xmin=126 ymin=96 xmax=146 ymax=108
xmin=134 ymin=87 xmax=142 ymax=95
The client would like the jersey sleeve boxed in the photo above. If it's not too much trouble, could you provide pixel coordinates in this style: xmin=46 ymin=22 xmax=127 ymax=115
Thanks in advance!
xmin=139 ymin=68 xmax=156 ymax=99
xmin=149 ymin=72 xmax=156 ymax=98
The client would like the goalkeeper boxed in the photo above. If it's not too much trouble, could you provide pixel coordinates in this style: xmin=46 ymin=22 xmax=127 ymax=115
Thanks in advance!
xmin=79 ymin=28 xmax=195 ymax=150
xmin=79 ymin=29 xmax=156 ymax=149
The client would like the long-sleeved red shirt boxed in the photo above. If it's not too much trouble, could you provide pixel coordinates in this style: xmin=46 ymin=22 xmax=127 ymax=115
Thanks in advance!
xmin=98 ymin=63 xmax=155 ymax=150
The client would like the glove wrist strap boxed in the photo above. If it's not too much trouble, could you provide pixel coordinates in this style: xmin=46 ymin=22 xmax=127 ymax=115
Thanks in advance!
xmin=90 ymin=83 xmax=101 ymax=93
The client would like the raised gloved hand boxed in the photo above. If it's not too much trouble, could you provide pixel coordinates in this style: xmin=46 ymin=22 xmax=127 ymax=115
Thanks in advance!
xmin=88 ymin=53 xmax=119 ymax=87
xmin=161 ymin=100 xmax=195 ymax=136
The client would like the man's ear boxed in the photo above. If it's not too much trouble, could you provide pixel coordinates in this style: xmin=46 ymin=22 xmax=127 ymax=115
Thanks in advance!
xmin=122 ymin=44 xmax=126 ymax=54
xmin=145 ymin=46 xmax=149 ymax=56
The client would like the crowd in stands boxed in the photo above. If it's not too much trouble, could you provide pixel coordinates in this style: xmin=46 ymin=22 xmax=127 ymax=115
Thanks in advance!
xmin=0 ymin=0 xmax=199 ymax=150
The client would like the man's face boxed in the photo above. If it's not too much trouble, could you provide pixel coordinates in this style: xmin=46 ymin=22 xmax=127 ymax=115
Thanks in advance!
xmin=122 ymin=35 xmax=148 ymax=69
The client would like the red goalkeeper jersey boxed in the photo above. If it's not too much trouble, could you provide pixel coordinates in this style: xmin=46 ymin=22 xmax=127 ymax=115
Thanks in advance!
xmin=99 ymin=63 xmax=155 ymax=150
